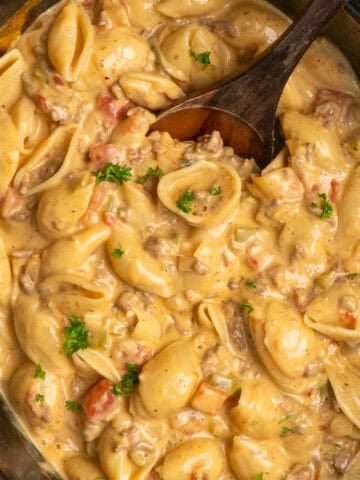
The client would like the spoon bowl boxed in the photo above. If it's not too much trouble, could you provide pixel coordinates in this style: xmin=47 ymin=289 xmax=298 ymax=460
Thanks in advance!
xmin=151 ymin=0 xmax=347 ymax=168
xmin=153 ymin=107 xmax=267 ymax=163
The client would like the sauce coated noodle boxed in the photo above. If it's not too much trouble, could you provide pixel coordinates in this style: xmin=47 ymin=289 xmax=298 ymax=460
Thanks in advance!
xmin=0 ymin=0 xmax=360 ymax=479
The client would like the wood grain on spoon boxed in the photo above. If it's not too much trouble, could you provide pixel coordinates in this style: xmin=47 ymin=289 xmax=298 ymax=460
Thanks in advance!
xmin=152 ymin=0 xmax=348 ymax=168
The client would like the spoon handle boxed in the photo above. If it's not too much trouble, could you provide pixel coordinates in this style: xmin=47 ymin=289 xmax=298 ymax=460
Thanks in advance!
xmin=208 ymin=0 xmax=347 ymax=141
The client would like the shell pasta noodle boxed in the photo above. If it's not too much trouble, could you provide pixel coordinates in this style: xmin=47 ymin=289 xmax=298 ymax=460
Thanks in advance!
xmin=1 ymin=0 xmax=360 ymax=479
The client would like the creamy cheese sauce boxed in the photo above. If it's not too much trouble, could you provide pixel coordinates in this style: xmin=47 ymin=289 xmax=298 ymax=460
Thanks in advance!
xmin=0 ymin=0 xmax=360 ymax=479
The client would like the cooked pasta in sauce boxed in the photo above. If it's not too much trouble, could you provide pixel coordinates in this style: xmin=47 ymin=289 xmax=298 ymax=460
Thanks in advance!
xmin=0 ymin=0 xmax=360 ymax=479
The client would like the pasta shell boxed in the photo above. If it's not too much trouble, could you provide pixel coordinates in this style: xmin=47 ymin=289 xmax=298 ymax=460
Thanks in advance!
xmin=221 ymin=2 xmax=289 ymax=51
xmin=157 ymin=25 xmax=238 ymax=89
xmin=74 ymin=349 xmax=120 ymax=383
xmin=119 ymin=72 xmax=184 ymax=110
xmin=14 ymin=126 xmax=80 ymax=196
xmin=39 ymin=274 xmax=110 ymax=320
xmin=138 ymin=339 xmax=202 ymax=417
xmin=36 ymin=174 xmax=94 ymax=240
xmin=156 ymin=0 xmax=226 ymax=17
xmin=40 ymin=224 xmax=111 ymax=278
xmin=9 ymin=362 xmax=65 ymax=428
xmin=336 ymin=165 xmax=360 ymax=258
xmin=0 ymin=235 xmax=11 ymax=306
xmin=282 ymin=110 xmax=349 ymax=178
xmin=197 ymin=302 xmax=242 ymax=356
xmin=229 ymin=436 xmax=290 ymax=480
xmin=0 ymin=49 xmax=25 ymax=110
xmin=230 ymin=377 xmax=285 ymax=439
xmin=157 ymin=160 xmax=241 ymax=227
xmin=13 ymin=294 xmax=72 ymax=374
xmin=64 ymin=456 xmax=105 ymax=480
xmin=325 ymin=349 xmax=360 ymax=429
xmin=304 ymin=281 xmax=360 ymax=341
xmin=118 ymin=181 xmax=157 ymax=231
xmin=125 ymin=0 xmax=165 ymax=29
xmin=47 ymin=2 xmax=94 ymax=82
xmin=93 ymin=28 xmax=153 ymax=82
xmin=0 ymin=111 xmax=20 ymax=198
xmin=108 ymin=221 xmax=177 ymax=298
xmin=11 ymin=96 xmax=49 ymax=155
xmin=110 ymin=107 xmax=155 ymax=148
xmin=97 ymin=426 xmax=135 ymax=480
xmin=250 ymin=303 xmax=321 ymax=394
xmin=160 ymin=438 xmax=225 ymax=480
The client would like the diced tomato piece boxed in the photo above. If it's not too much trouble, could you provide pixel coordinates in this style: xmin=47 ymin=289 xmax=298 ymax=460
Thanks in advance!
xmin=35 ymin=94 xmax=49 ymax=113
xmin=96 ymin=94 xmax=129 ymax=120
xmin=246 ymin=257 xmax=259 ymax=270
xmin=191 ymin=381 xmax=230 ymax=415
xmin=89 ymin=143 xmax=126 ymax=170
xmin=103 ymin=211 xmax=116 ymax=227
xmin=339 ymin=311 xmax=357 ymax=329
xmin=330 ymin=179 xmax=339 ymax=203
xmin=52 ymin=73 xmax=65 ymax=86
xmin=82 ymin=379 xmax=117 ymax=423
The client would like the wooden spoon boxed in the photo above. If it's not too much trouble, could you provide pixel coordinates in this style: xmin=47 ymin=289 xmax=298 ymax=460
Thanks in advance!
xmin=151 ymin=0 xmax=348 ymax=169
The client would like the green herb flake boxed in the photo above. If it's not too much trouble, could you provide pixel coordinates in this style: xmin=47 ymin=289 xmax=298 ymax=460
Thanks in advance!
xmin=189 ymin=49 xmax=212 ymax=69
xmin=310 ymin=192 xmax=333 ymax=219
xmin=35 ymin=394 xmax=46 ymax=403
xmin=112 ymin=363 xmax=140 ymax=397
xmin=112 ymin=248 xmax=124 ymax=259
xmin=278 ymin=413 xmax=295 ymax=424
xmin=63 ymin=315 xmax=90 ymax=358
xmin=246 ymin=280 xmax=257 ymax=289
xmin=95 ymin=163 xmax=132 ymax=185
xmin=34 ymin=363 xmax=46 ymax=380
xmin=176 ymin=190 xmax=194 ymax=213
xmin=251 ymin=419 xmax=259 ymax=426
xmin=210 ymin=185 xmax=221 ymax=195
xmin=240 ymin=301 xmax=254 ymax=314
xmin=255 ymin=473 xmax=264 ymax=480
xmin=347 ymin=273 xmax=358 ymax=280
xmin=65 ymin=400 xmax=83 ymax=414
xmin=137 ymin=167 xmax=164 ymax=184
xmin=281 ymin=425 xmax=294 ymax=436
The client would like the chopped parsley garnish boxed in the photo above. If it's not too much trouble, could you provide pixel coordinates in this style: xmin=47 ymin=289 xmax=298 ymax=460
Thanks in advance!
xmin=63 ymin=315 xmax=90 ymax=358
xmin=95 ymin=163 xmax=132 ymax=185
xmin=112 ymin=363 xmax=140 ymax=397
xmin=112 ymin=248 xmax=124 ymax=259
xmin=310 ymin=192 xmax=333 ymax=219
xmin=189 ymin=49 xmax=212 ymax=69
xmin=34 ymin=363 xmax=46 ymax=380
xmin=255 ymin=474 xmax=264 ymax=480
xmin=176 ymin=190 xmax=194 ymax=213
xmin=278 ymin=413 xmax=295 ymax=436
xmin=137 ymin=167 xmax=164 ymax=184
xmin=278 ymin=413 xmax=295 ymax=424
xmin=210 ymin=185 xmax=221 ymax=195
xmin=281 ymin=425 xmax=294 ymax=436
xmin=35 ymin=394 xmax=45 ymax=403
xmin=246 ymin=280 xmax=257 ymax=289
xmin=347 ymin=273 xmax=358 ymax=280
xmin=240 ymin=301 xmax=254 ymax=314
xmin=65 ymin=400 xmax=83 ymax=413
